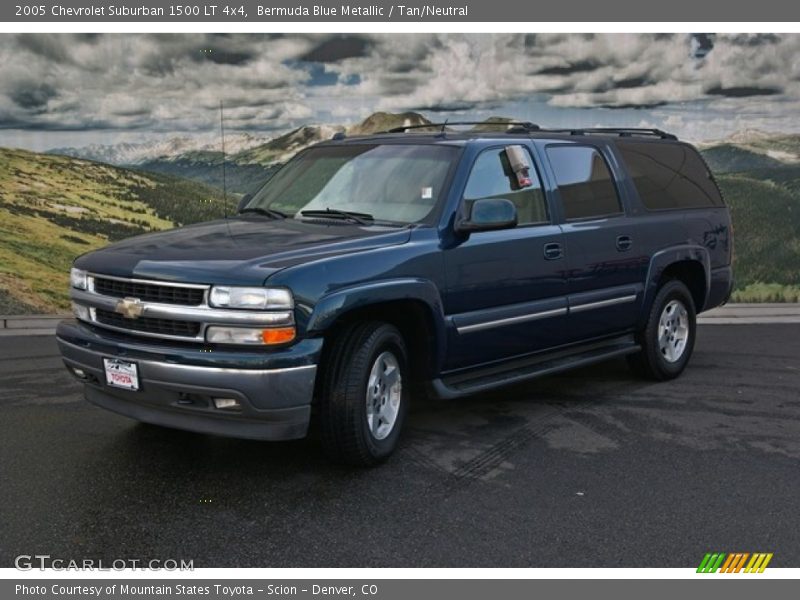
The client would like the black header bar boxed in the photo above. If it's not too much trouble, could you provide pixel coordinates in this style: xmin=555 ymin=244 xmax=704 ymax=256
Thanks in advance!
xmin=4 ymin=0 xmax=799 ymax=22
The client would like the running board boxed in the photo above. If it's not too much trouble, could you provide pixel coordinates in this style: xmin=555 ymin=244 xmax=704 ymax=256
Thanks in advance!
xmin=431 ymin=338 xmax=640 ymax=399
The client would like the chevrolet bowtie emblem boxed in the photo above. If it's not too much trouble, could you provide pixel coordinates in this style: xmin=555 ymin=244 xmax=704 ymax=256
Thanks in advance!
xmin=114 ymin=297 xmax=145 ymax=319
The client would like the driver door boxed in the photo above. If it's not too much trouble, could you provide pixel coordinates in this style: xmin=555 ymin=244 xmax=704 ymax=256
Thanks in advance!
xmin=443 ymin=145 xmax=568 ymax=370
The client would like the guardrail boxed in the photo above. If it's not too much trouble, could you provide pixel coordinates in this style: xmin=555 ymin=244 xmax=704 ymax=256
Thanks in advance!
xmin=0 ymin=314 xmax=68 ymax=333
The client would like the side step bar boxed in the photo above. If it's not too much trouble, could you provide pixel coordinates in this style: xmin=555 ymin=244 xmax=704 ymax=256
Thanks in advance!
xmin=430 ymin=337 xmax=640 ymax=400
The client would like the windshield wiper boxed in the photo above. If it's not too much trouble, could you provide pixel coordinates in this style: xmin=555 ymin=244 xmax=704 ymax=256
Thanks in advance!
xmin=239 ymin=207 xmax=288 ymax=219
xmin=300 ymin=208 xmax=374 ymax=225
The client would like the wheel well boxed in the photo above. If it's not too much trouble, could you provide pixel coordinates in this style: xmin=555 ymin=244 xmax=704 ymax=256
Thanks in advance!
xmin=319 ymin=300 xmax=439 ymax=384
xmin=660 ymin=260 xmax=706 ymax=311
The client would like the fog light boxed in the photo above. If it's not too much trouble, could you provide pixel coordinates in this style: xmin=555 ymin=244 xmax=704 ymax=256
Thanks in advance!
xmin=213 ymin=398 xmax=241 ymax=411
xmin=72 ymin=367 xmax=87 ymax=379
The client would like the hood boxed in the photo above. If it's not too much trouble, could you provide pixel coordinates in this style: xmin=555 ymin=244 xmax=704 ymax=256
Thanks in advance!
xmin=75 ymin=216 xmax=411 ymax=285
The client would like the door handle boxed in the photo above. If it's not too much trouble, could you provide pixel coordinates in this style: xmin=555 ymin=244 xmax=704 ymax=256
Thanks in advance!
xmin=616 ymin=235 xmax=633 ymax=252
xmin=543 ymin=242 xmax=563 ymax=260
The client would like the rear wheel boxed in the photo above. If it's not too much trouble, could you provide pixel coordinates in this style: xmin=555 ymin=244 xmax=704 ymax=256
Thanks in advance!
xmin=628 ymin=280 xmax=696 ymax=380
xmin=319 ymin=321 xmax=409 ymax=466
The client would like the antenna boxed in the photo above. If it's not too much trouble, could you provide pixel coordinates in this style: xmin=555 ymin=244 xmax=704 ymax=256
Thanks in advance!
xmin=219 ymin=100 xmax=228 ymax=218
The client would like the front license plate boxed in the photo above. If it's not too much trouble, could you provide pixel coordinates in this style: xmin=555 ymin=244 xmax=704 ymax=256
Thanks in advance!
xmin=103 ymin=358 xmax=139 ymax=391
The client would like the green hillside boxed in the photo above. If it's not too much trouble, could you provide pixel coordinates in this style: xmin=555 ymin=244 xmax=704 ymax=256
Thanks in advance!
xmin=701 ymin=144 xmax=784 ymax=173
xmin=0 ymin=147 xmax=225 ymax=313
xmin=140 ymin=150 xmax=279 ymax=195
xmin=716 ymin=172 xmax=800 ymax=287
xmin=738 ymin=134 xmax=800 ymax=158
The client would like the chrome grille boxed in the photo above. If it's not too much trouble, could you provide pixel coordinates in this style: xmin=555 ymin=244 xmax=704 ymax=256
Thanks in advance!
xmin=93 ymin=276 xmax=205 ymax=306
xmin=95 ymin=308 xmax=202 ymax=338
xmin=72 ymin=273 xmax=292 ymax=343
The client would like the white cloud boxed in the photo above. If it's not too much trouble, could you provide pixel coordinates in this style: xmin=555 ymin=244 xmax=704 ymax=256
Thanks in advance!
xmin=1 ymin=33 xmax=800 ymax=143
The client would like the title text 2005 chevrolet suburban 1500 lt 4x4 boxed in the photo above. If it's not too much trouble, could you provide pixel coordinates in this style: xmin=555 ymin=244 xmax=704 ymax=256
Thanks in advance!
xmin=57 ymin=123 xmax=733 ymax=466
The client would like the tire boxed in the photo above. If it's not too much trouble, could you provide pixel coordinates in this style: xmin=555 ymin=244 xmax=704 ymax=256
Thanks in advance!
xmin=627 ymin=280 xmax=697 ymax=381
xmin=319 ymin=321 xmax=409 ymax=466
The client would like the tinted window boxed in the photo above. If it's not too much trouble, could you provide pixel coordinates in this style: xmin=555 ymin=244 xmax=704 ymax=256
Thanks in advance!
xmin=463 ymin=147 xmax=548 ymax=224
xmin=546 ymin=146 xmax=622 ymax=220
xmin=617 ymin=141 xmax=724 ymax=209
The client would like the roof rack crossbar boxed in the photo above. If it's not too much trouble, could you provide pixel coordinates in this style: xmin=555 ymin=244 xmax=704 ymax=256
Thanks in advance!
xmin=543 ymin=127 xmax=677 ymax=140
xmin=385 ymin=121 xmax=540 ymax=133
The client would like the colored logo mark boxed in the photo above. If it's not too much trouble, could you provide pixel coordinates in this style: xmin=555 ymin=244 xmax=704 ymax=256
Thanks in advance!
xmin=697 ymin=552 xmax=773 ymax=573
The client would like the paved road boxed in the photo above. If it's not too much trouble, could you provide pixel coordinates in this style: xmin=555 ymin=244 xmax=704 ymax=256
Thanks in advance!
xmin=1 ymin=325 xmax=798 ymax=568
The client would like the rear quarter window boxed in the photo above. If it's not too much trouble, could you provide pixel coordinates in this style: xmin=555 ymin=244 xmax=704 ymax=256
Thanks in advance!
xmin=617 ymin=141 xmax=724 ymax=210
xmin=545 ymin=145 xmax=622 ymax=220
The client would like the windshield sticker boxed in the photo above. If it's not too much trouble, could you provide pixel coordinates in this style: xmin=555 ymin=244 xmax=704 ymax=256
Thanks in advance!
xmin=421 ymin=187 xmax=433 ymax=199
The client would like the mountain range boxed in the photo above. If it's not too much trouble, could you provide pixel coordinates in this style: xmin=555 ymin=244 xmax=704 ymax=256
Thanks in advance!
xmin=51 ymin=115 xmax=800 ymax=193
xmin=1 ymin=112 xmax=798 ymax=311
xmin=49 ymin=112 xmax=433 ymax=194
xmin=48 ymin=132 xmax=273 ymax=167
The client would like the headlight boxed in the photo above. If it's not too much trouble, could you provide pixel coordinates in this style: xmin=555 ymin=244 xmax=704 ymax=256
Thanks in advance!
xmin=70 ymin=268 xmax=88 ymax=290
xmin=205 ymin=326 xmax=296 ymax=345
xmin=208 ymin=286 xmax=293 ymax=310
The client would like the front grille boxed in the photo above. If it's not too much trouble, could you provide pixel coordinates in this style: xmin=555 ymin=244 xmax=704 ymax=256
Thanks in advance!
xmin=93 ymin=277 xmax=205 ymax=306
xmin=95 ymin=308 xmax=201 ymax=339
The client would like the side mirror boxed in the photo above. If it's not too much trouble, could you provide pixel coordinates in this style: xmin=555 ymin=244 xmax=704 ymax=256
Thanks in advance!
xmin=236 ymin=193 xmax=252 ymax=213
xmin=456 ymin=198 xmax=518 ymax=233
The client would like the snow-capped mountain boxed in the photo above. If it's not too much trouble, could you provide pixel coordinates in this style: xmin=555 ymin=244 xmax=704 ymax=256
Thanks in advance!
xmin=48 ymin=132 xmax=272 ymax=166
xmin=47 ymin=112 xmax=434 ymax=168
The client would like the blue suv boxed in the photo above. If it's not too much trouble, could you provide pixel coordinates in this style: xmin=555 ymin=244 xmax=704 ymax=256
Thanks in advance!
xmin=57 ymin=123 xmax=733 ymax=465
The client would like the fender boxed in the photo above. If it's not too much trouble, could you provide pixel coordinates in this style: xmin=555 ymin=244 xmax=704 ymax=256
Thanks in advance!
xmin=640 ymin=244 xmax=711 ymax=325
xmin=306 ymin=278 xmax=448 ymax=372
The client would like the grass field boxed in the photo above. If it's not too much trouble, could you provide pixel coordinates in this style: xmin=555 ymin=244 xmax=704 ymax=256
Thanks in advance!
xmin=0 ymin=147 xmax=225 ymax=313
xmin=730 ymin=283 xmax=800 ymax=303
xmin=715 ymin=171 xmax=800 ymax=296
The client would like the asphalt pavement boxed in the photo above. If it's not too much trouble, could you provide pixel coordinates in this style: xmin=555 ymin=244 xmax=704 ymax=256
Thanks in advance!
xmin=1 ymin=325 xmax=798 ymax=567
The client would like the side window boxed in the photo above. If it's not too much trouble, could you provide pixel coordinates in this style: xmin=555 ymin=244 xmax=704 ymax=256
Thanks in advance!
xmin=546 ymin=146 xmax=622 ymax=220
xmin=617 ymin=141 xmax=724 ymax=210
xmin=463 ymin=147 xmax=548 ymax=225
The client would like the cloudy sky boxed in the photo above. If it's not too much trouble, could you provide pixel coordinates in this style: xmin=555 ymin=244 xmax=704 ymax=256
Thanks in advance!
xmin=1 ymin=32 xmax=799 ymax=150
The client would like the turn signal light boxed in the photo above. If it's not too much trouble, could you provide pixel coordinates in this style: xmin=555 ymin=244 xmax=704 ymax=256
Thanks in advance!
xmin=205 ymin=325 xmax=296 ymax=345
xmin=261 ymin=327 xmax=296 ymax=345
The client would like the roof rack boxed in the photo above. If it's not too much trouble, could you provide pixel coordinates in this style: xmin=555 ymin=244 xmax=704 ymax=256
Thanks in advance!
xmin=376 ymin=123 xmax=677 ymax=140
xmin=544 ymin=127 xmax=677 ymax=140
xmin=385 ymin=121 xmax=541 ymax=133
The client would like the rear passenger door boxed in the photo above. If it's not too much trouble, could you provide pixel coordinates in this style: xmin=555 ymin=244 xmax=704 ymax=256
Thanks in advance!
xmin=543 ymin=143 xmax=648 ymax=341
xmin=443 ymin=145 xmax=568 ymax=369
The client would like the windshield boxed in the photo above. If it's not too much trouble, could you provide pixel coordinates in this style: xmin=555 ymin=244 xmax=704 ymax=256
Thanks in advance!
xmin=246 ymin=144 xmax=458 ymax=224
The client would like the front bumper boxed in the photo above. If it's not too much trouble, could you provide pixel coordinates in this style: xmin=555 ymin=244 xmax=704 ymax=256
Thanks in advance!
xmin=56 ymin=320 xmax=323 ymax=441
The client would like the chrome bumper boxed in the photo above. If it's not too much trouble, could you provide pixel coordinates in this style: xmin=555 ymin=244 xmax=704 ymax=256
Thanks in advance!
xmin=56 ymin=324 xmax=319 ymax=441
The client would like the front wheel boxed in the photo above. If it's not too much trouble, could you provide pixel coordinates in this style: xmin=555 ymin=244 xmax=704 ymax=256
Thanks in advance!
xmin=319 ymin=322 xmax=409 ymax=466
xmin=628 ymin=280 xmax=697 ymax=381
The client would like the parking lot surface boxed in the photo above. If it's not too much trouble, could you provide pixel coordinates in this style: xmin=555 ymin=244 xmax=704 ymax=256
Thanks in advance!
xmin=1 ymin=325 xmax=798 ymax=567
